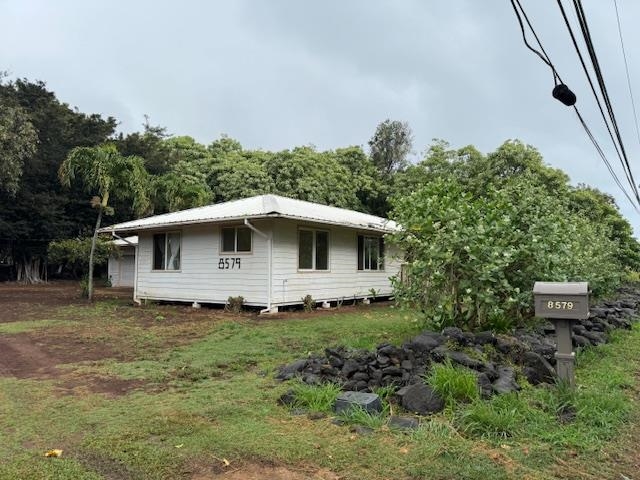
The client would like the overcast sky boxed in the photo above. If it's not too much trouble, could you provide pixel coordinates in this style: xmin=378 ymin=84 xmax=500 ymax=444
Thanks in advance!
xmin=3 ymin=0 xmax=640 ymax=232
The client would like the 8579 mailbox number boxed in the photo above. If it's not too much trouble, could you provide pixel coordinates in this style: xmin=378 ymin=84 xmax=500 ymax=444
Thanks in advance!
xmin=547 ymin=301 xmax=574 ymax=310
xmin=218 ymin=258 xmax=241 ymax=269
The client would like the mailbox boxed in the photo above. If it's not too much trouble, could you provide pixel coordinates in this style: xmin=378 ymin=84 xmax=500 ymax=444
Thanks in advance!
xmin=533 ymin=281 xmax=589 ymax=320
xmin=533 ymin=281 xmax=589 ymax=388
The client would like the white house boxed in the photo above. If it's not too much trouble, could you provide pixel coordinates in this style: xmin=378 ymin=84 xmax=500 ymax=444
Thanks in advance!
xmin=107 ymin=236 xmax=138 ymax=287
xmin=98 ymin=195 xmax=401 ymax=312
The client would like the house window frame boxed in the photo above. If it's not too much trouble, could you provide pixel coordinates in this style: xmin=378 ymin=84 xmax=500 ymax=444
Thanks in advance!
xmin=357 ymin=234 xmax=385 ymax=272
xmin=152 ymin=231 xmax=182 ymax=272
xmin=220 ymin=226 xmax=253 ymax=255
xmin=297 ymin=227 xmax=330 ymax=272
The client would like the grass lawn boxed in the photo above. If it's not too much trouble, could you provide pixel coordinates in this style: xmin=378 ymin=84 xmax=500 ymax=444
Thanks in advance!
xmin=1 ymin=287 xmax=639 ymax=479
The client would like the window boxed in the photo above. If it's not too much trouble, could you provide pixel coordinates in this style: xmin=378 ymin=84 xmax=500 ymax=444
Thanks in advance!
xmin=221 ymin=227 xmax=252 ymax=253
xmin=358 ymin=235 xmax=384 ymax=271
xmin=298 ymin=229 xmax=329 ymax=270
xmin=153 ymin=232 xmax=181 ymax=270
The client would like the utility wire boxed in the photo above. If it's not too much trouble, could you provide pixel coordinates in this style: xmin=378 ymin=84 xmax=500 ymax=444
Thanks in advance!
xmin=555 ymin=0 xmax=630 ymax=188
xmin=509 ymin=0 xmax=640 ymax=212
xmin=613 ymin=0 xmax=640 ymax=150
xmin=568 ymin=0 xmax=640 ymax=204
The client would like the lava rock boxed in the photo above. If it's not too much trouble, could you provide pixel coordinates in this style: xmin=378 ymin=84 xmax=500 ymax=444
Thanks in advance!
xmin=388 ymin=416 xmax=420 ymax=430
xmin=396 ymin=383 xmax=445 ymax=415
xmin=442 ymin=326 xmax=467 ymax=345
xmin=572 ymin=334 xmax=591 ymax=348
xmin=492 ymin=366 xmax=520 ymax=394
xmin=405 ymin=331 xmax=445 ymax=353
xmin=341 ymin=359 xmax=361 ymax=378
xmin=277 ymin=389 xmax=296 ymax=406
xmin=522 ymin=351 xmax=556 ymax=385
xmin=474 ymin=331 xmax=498 ymax=346
xmin=276 ymin=359 xmax=308 ymax=380
xmin=477 ymin=372 xmax=493 ymax=399
xmin=335 ymin=391 xmax=382 ymax=414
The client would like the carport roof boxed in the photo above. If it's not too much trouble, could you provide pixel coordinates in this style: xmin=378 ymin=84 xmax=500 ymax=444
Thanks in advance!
xmin=98 ymin=195 xmax=398 ymax=234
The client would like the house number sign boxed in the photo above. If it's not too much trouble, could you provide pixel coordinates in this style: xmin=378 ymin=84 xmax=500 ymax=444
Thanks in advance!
xmin=218 ymin=258 xmax=241 ymax=269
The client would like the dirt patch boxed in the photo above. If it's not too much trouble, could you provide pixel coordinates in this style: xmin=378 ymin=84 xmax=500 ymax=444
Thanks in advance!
xmin=0 ymin=281 xmax=133 ymax=323
xmin=0 ymin=332 xmax=122 ymax=379
xmin=190 ymin=462 xmax=340 ymax=480
xmin=58 ymin=375 xmax=146 ymax=397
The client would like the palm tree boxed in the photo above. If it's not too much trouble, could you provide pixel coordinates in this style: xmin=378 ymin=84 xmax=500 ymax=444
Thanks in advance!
xmin=59 ymin=143 xmax=149 ymax=301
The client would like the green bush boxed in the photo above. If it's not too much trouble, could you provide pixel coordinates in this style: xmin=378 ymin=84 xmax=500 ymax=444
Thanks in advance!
xmin=301 ymin=294 xmax=315 ymax=313
xmin=225 ymin=296 xmax=244 ymax=314
xmin=389 ymin=141 xmax=625 ymax=329
xmin=427 ymin=361 xmax=479 ymax=405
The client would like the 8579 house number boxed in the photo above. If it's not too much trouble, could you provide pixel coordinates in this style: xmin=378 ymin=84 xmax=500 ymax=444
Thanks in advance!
xmin=218 ymin=258 xmax=241 ymax=269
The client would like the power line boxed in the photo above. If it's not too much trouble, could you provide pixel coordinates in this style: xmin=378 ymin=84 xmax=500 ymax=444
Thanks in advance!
xmin=509 ymin=0 xmax=640 ymax=213
xmin=555 ymin=0 xmax=629 ymax=183
xmin=613 ymin=0 xmax=640 ymax=150
xmin=567 ymin=0 xmax=640 ymax=205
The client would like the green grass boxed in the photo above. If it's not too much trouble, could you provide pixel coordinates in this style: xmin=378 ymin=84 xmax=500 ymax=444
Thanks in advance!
xmin=427 ymin=360 xmax=480 ymax=405
xmin=1 ymin=298 xmax=640 ymax=479
xmin=291 ymin=381 xmax=342 ymax=413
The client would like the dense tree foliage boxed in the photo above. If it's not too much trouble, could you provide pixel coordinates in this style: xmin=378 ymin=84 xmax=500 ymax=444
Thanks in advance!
xmin=368 ymin=119 xmax=414 ymax=176
xmin=2 ymin=74 xmax=638 ymax=328
xmin=390 ymin=140 xmax=629 ymax=329
xmin=0 ymin=77 xmax=117 ymax=282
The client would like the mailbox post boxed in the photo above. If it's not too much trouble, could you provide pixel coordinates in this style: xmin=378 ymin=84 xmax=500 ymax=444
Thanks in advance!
xmin=533 ymin=282 xmax=589 ymax=387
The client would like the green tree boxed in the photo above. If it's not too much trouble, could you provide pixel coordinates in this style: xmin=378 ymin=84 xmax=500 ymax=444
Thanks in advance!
xmin=368 ymin=119 xmax=413 ymax=176
xmin=0 ymin=77 xmax=117 ymax=282
xmin=48 ymin=236 xmax=116 ymax=279
xmin=59 ymin=144 xmax=149 ymax=301
xmin=0 ymin=103 xmax=38 ymax=195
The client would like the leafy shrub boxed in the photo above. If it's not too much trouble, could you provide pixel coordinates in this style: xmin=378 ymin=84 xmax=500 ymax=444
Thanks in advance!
xmin=302 ymin=294 xmax=315 ymax=312
xmin=225 ymin=296 xmax=244 ymax=314
xmin=389 ymin=141 xmax=624 ymax=329
xmin=427 ymin=361 xmax=479 ymax=405
xmin=290 ymin=381 xmax=342 ymax=413
xmin=48 ymin=236 xmax=116 ymax=278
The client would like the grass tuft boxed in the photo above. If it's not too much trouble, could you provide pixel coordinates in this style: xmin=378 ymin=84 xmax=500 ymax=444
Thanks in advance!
xmin=458 ymin=393 xmax=530 ymax=439
xmin=336 ymin=405 xmax=389 ymax=429
xmin=290 ymin=381 xmax=342 ymax=413
xmin=427 ymin=361 xmax=479 ymax=405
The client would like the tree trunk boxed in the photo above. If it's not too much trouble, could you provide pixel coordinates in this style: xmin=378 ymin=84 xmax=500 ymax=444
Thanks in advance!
xmin=88 ymin=207 xmax=103 ymax=302
xmin=16 ymin=256 xmax=46 ymax=284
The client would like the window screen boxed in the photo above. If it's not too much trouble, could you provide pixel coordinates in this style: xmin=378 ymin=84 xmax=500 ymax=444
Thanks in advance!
xmin=222 ymin=228 xmax=236 ymax=253
xmin=236 ymin=227 xmax=252 ymax=252
xmin=298 ymin=230 xmax=314 ymax=269
xmin=315 ymin=231 xmax=328 ymax=270
xmin=153 ymin=234 xmax=165 ymax=270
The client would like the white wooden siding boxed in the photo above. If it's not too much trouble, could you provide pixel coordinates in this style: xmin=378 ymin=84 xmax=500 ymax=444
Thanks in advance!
xmin=271 ymin=219 xmax=401 ymax=305
xmin=108 ymin=248 xmax=135 ymax=287
xmin=136 ymin=222 xmax=270 ymax=305
xmin=134 ymin=218 xmax=401 ymax=307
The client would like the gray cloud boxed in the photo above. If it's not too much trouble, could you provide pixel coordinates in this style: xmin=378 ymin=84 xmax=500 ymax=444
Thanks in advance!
xmin=2 ymin=0 xmax=640 ymax=231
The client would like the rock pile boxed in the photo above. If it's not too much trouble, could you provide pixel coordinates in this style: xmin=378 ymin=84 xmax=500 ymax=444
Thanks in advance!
xmin=276 ymin=288 xmax=640 ymax=415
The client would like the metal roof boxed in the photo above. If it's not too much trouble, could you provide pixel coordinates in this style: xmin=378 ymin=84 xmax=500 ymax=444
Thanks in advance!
xmin=98 ymin=195 xmax=398 ymax=234
xmin=112 ymin=235 xmax=138 ymax=247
